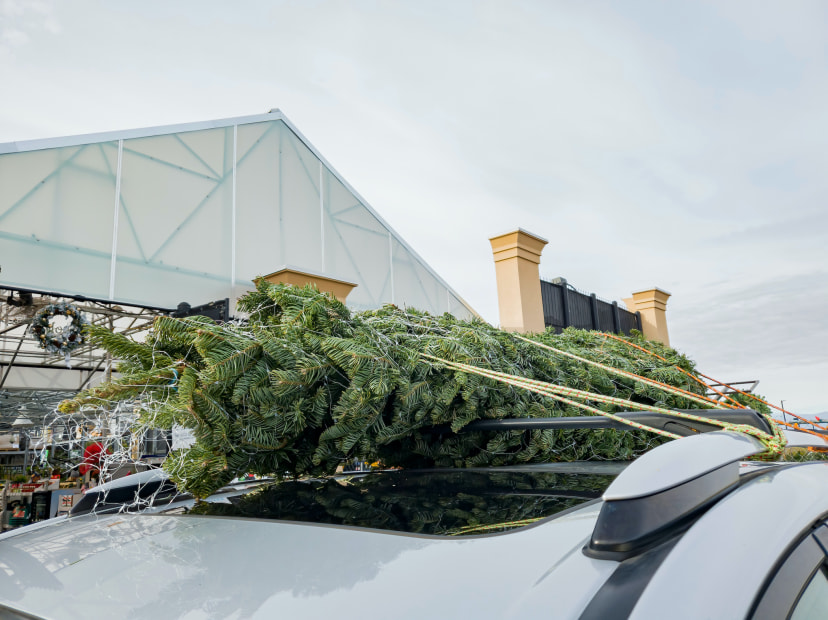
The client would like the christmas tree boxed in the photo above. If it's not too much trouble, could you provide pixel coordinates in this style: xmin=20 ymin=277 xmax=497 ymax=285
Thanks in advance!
xmin=60 ymin=282 xmax=715 ymax=497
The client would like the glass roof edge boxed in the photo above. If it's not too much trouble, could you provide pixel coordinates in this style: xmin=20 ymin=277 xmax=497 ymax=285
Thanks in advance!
xmin=0 ymin=110 xmax=286 ymax=155
xmin=279 ymin=115 xmax=481 ymax=320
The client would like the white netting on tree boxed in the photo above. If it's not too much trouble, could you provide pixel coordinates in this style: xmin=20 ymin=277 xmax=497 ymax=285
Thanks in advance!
xmin=54 ymin=282 xmax=735 ymax=501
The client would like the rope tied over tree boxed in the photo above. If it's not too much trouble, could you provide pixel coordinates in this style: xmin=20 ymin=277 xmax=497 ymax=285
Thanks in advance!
xmin=60 ymin=282 xmax=787 ymax=497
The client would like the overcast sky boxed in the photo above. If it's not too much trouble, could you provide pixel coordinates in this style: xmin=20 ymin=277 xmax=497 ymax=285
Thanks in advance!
xmin=1 ymin=0 xmax=826 ymax=414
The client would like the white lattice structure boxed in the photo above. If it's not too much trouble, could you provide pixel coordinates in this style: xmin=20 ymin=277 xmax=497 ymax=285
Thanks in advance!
xmin=0 ymin=110 xmax=474 ymax=318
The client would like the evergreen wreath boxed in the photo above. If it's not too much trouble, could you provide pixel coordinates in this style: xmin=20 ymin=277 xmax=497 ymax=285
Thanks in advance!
xmin=30 ymin=302 xmax=87 ymax=355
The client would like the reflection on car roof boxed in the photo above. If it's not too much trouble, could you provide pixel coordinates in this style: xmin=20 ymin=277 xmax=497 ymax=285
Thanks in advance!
xmin=178 ymin=467 xmax=620 ymax=536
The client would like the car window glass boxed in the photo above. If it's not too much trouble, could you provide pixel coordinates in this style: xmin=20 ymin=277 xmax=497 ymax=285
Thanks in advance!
xmin=790 ymin=566 xmax=828 ymax=620
xmin=751 ymin=534 xmax=826 ymax=620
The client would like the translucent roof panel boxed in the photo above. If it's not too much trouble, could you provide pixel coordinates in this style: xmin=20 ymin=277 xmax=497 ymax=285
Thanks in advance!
xmin=0 ymin=111 xmax=475 ymax=320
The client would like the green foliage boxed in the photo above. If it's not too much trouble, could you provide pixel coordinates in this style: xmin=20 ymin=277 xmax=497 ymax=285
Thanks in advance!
xmin=63 ymin=282 xmax=711 ymax=497
xmin=720 ymin=391 xmax=772 ymax=415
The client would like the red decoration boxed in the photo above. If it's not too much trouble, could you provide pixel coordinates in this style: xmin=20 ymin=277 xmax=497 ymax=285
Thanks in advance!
xmin=79 ymin=441 xmax=111 ymax=475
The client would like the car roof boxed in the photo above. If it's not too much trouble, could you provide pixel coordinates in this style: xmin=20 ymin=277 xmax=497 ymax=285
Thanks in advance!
xmin=630 ymin=461 xmax=828 ymax=619
xmin=0 ymin=493 xmax=612 ymax=619
xmin=2 ymin=430 xmax=826 ymax=619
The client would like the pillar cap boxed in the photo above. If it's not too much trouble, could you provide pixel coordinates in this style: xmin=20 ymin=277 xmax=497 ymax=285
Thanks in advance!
xmin=631 ymin=287 xmax=672 ymax=298
xmin=488 ymin=228 xmax=549 ymax=245
xmin=631 ymin=288 xmax=671 ymax=307
xmin=489 ymin=228 xmax=549 ymax=265
xmin=256 ymin=266 xmax=357 ymax=303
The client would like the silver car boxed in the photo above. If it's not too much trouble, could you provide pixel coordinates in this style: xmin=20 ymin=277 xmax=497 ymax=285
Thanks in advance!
xmin=0 ymin=425 xmax=826 ymax=619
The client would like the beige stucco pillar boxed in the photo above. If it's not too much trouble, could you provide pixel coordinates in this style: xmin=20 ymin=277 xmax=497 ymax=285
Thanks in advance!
xmin=257 ymin=267 xmax=357 ymax=303
xmin=489 ymin=229 xmax=548 ymax=333
xmin=625 ymin=288 xmax=671 ymax=346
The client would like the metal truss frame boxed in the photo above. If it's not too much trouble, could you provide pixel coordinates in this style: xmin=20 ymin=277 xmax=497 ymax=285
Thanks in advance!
xmin=0 ymin=285 xmax=167 ymax=432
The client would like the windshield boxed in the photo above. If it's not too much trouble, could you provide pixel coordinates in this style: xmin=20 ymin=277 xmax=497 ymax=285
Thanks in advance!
xmin=179 ymin=467 xmax=619 ymax=536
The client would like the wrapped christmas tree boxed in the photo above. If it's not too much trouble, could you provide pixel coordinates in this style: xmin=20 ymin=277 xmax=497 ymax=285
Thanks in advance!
xmin=60 ymin=282 xmax=710 ymax=497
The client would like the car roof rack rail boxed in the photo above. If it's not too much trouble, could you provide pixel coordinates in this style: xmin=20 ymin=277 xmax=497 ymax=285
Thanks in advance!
xmin=457 ymin=410 xmax=827 ymax=562
xmin=458 ymin=408 xmax=773 ymax=437
xmin=582 ymin=430 xmax=767 ymax=561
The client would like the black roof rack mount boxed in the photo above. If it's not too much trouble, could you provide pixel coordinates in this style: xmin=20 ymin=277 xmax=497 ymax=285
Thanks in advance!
xmin=458 ymin=409 xmax=772 ymax=437
xmin=583 ymin=431 xmax=766 ymax=561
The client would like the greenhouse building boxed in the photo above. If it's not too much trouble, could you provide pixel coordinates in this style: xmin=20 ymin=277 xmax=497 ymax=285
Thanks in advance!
xmin=0 ymin=109 xmax=475 ymax=318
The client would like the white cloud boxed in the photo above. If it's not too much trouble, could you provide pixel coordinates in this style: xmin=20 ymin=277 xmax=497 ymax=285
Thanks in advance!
xmin=0 ymin=0 xmax=59 ymax=55
xmin=0 ymin=0 xmax=26 ymax=17
xmin=1 ymin=28 xmax=27 ymax=47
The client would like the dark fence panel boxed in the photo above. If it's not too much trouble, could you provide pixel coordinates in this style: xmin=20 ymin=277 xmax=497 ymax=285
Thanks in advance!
xmin=568 ymin=290 xmax=594 ymax=329
xmin=541 ymin=281 xmax=566 ymax=330
xmin=597 ymin=301 xmax=615 ymax=332
xmin=618 ymin=309 xmax=641 ymax=335
xmin=540 ymin=278 xmax=641 ymax=336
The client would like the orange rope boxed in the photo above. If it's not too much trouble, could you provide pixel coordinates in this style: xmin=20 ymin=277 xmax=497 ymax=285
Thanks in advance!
xmin=708 ymin=386 xmax=827 ymax=431
xmin=775 ymin=419 xmax=828 ymax=442
xmin=422 ymin=354 xmax=787 ymax=454
xmin=599 ymin=332 xmax=828 ymax=433
xmin=519 ymin=336 xmax=729 ymax=410
xmin=683 ymin=378 xmax=827 ymax=431
xmin=599 ymin=332 xmax=742 ymax=408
